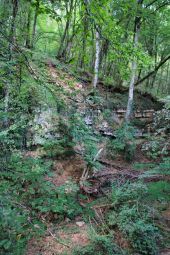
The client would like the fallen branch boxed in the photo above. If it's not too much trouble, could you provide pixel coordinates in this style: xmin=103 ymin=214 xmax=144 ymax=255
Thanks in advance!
xmin=80 ymin=148 xmax=104 ymax=190
xmin=80 ymin=168 xmax=170 ymax=195
xmin=48 ymin=230 xmax=70 ymax=248
xmin=93 ymin=148 xmax=103 ymax=162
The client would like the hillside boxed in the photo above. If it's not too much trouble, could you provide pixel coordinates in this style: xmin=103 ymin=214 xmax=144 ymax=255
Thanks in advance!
xmin=23 ymin=60 xmax=170 ymax=255
xmin=0 ymin=1 xmax=170 ymax=255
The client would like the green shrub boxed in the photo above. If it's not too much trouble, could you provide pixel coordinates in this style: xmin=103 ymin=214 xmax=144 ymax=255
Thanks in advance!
xmin=153 ymin=109 xmax=170 ymax=135
xmin=117 ymin=205 xmax=160 ymax=255
xmin=72 ymin=235 xmax=127 ymax=255
xmin=43 ymin=139 xmax=75 ymax=158
xmin=107 ymin=124 xmax=136 ymax=161
xmin=0 ymin=153 xmax=82 ymax=254
xmin=140 ymin=157 xmax=170 ymax=179
xmin=111 ymin=182 xmax=148 ymax=205
xmin=106 ymin=182 xmax=161 ymax=255
xmin=70 ymin=114 xmax=100 ymax=169
xmin=147 ymin=181 xmax=170 ymax=202
xmin=142 ymin=136 xmax=168 ymax=159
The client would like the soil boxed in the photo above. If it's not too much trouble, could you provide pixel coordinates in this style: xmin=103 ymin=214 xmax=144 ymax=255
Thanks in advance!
xmin=26 ymin=222 xmax=89 ymax=255
xmin=45 ymin=155 xmax=85 ymax=186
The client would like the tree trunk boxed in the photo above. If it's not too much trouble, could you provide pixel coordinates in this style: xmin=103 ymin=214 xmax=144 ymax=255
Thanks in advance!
xmin=64 ymin=0 xmax=78 ymax=61
xmin=166 ymin=62 xmax=170 ymax=94
xmin=125 ymin=0 xmax=143 ymax=123
xmin=57 ymin=0 xmax=74 ymax=60
xmin=93 ymin=29 xmax=100 ymax=88
xmin=79 ymin=1 xmax=88 ymax=68
xmin=5 ymin=0 xmax=18 ymax=127
xmin=31 ymin=0 xmax=39 ymax=48
xmin=9 ymin=0 xmax=18 ymax=58
xmin=25 ymin=4 xmax=31 ymax=48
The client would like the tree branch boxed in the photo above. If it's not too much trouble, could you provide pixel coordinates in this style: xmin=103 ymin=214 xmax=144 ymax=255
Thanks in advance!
xmin=154 ymin=1 xmax=170 ymax=12
xmin=135 ymin=55 xmax=170 ymax=86
xmin=145 ymin=0 xmax=159 ymax=8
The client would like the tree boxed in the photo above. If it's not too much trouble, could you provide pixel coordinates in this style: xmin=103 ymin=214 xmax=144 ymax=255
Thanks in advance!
xmin=93 ymin=28 xmax=100 ymax=88
xmin=31 ymin=0 xmax=40 ymax=48
xmin=125 ymin=0 xmax=144 ymax=123
xmin=57 ymin=0 xmax=74 ymax=60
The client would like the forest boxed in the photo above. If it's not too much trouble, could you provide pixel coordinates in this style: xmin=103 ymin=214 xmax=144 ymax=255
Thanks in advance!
xmin=0 ymin=0 xmax=170 ymax=254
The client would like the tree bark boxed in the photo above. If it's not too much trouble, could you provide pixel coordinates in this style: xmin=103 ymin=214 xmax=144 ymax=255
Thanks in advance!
xmin=31 ymin=0 xmax=39 ymax=48
xmin=78 ymin=0 xmax=89 ymax=68
xmin=93 ymin=29 xmax=100 ymax=88
xmin=9 ymin=0 xmax=18 ymax=58
xmin=5 ymin=0 xmax=18 ymax=127
xmin=25 ymin=4 xmax=32 ymax=48
xmin=57 ymin=0 xmax=74 ymax=60
xmin=125 ymin=0 xmax=143 ymax=123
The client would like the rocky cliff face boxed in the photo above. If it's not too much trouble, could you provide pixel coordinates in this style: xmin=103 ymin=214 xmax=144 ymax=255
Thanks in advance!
xmin=29 ymin=64 xmax=162 ymax=145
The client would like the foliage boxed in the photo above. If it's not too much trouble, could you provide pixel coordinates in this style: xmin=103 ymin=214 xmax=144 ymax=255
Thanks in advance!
xmin=72 ymin=235 xmax=126 ymax=255
xmin=117 ymin=206 xmax=159 ymax=255
xmin=134 ymin=158 xmax=170 ymax=202
xmin=0 ymin=153 xmax=82 ymax=254
xmin=70 ymin=113 xmax=101 ymax=169
xmin=43 ymin=139 xmax=74 ymax=158
xmin=160 ymin=96 xmax=170 ymax=109
xmin=153 ymin=109 xmax=170 ymax=135
xmin=147 ymin=181 xmax=170 ymax=202
xmin=0 ymin=202 xmax=41 ymax=255
xmin=0 ymin=1 xmax=169 ymax=254
xmin=106 ymin=182 xmax=161 ymax=255
xmin=107 ymin=124 xmax=136 ymax=161
xmin=141 ymin=157 xmax=170 ymax=178
xmin=141 ymin=136 xmax=169 ymax=159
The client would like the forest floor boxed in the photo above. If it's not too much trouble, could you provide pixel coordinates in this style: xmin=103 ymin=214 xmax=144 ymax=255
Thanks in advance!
xmin=26 ymin=150 xmax=170 ymax=255
xmin=26 ymin=61 xmax=170 ymax=255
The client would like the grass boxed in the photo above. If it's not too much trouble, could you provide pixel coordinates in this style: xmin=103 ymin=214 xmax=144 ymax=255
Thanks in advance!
xmin=147 ymin=181 xmax=170 ymax=202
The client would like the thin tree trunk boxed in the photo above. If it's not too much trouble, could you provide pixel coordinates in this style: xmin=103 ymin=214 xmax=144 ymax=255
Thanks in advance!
xmin=93 ymin=29 xmax=100 ymax=88
xmin=125 ymin=0 xmax=143 ymax=123
xmin=9 ymin=0 xmax=18 ymax=59
xmin=57 ymin=0 xmax=74 ymax=60
xmin=64 ymin=0 xmax=78 ymax=61
xmin=165 ymin=62 xmax=170 ymax=94
xmin=150 ymin=70 xmax=157 ymax=88
xmin=25 ymin=4 xmax=31 ymax=48
xmin=100 ymin=39 xmax=109 ymax=76
xmin=31 ymin=0 xmax=39 ymax=48
xmin=5 ymin=0 xmax=18 ymax=127
xmin=79 ymin=1 xmax=88 ymax=68
xmin=4 ymin=83 xmax=10 ymax=127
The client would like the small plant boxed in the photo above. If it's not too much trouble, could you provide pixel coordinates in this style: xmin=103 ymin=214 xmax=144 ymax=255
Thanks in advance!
xmin=107 ymin=124 xmax=136 ymax=161
xmin=140 ymin=157 xmax=170 ymax=178
xmin=43 ymin=138 xmax=75 ymax=158
xmin=72 ymin=235 xmax=127 ymax=255
xmin=142 ymin=136 xmax=168 ymax=159
xmin=106 ymin=182 xmax=161 ymax=255
xmin=70 ymin=114 xmax=101 ymax=169
xmin=153 ymin=109 xmax=170 ymax=135
xmin=147 ymin=181 xmax=170 ymax=202
xmin=117 ymin=205 xmax=160 ymax=255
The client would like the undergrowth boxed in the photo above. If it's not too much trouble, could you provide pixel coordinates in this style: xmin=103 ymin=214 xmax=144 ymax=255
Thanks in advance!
xmin=0 ymin=153 xmax=82 ymax=254
xmin=72 ymin=235 xmax=127 ymax=255
xmin=107 ymin=182 xmax=161 ymax=255
xmin=70 ymin=182 xmax=161 ymax=255
xmin=107 ymin=124 xmax=136 ymax=161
